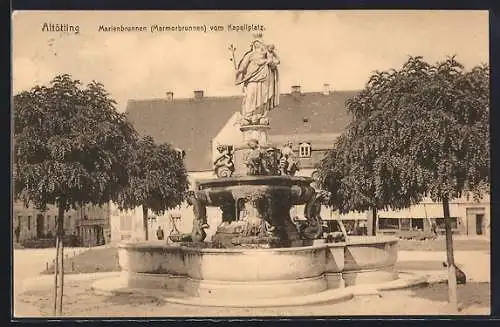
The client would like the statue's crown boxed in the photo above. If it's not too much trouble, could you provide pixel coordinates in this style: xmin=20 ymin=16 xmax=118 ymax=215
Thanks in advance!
xmin=252 ymin=31 xmax=263 ymax=39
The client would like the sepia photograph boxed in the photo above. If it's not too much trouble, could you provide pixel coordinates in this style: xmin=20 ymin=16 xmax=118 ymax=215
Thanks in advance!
xmin=12 ymin=10 xmax=490 ymax=318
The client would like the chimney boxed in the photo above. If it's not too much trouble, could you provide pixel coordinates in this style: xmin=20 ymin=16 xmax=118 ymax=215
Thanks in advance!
xmin=291 ymin=85 xmax=301 ymax=94
xmin=323 ymin=83 xmax=331 ymax=95
xmin=166 ymin=91 xmax=174 ymax=101
xmin=194 ymin=90 xmax=204 ymax=99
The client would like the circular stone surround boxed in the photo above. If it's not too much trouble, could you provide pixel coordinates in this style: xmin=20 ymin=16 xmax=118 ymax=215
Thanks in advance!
xmin=91 ymin=271 xmax=429 ymax=308
xmin=110 ymin=236 xmax=400 ymax=303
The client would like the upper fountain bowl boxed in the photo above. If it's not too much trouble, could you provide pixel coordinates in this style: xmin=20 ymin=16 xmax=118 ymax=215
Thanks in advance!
xmin=194 ymin=175 xmax=315 ymax=207
xmin=196 ymin=175 xmax=313 ymax=189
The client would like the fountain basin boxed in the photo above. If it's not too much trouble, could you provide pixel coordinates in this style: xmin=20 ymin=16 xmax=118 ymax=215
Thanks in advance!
xmin=118 ymin=242 xmax=330 ymax=281
xmin=194 ymin=175 xmax=315 ymax=206
xmin=196 ymin=175 xmax=314 ymax=189
xmin=343 ymin=236 xmax=399 ymax=286
xmin=116 ymin=236 xmax=398 ymax=300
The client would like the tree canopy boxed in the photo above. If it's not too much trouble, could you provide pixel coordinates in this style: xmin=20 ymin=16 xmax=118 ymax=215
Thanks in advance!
xmin=115 ymin=135 xmax=189 ymax=239
xmin=14 ymin=74 xmax=140 ymax=315
xmin=317 ymin=56 xmax=489 ymax=213
xmin=14 ymin=74 xmax=138 ymax=211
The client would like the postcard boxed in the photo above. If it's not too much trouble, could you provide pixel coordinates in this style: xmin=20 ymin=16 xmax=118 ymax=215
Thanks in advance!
xmin=12 ymin=10 xmax=490 ymax=318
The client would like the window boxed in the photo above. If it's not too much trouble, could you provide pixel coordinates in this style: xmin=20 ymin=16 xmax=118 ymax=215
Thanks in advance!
xmin=66 ymin=216 xmax=71 ymax=229
xmin=435 ymin=217 xmax=458 ymax=230
xmin=27 ymin=216 xmax=31 ymax=230
xmin=299 ymin=142 xmax=311 ymax=158
xmin=17 ymin=216 xmax=22 ymax=228
xmin=378 ymin=218 xmax=400 ymax=230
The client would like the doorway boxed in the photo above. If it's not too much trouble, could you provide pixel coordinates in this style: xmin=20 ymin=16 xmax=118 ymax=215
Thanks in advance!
xmin=36 ymin=214 xmax=45 ymax=238
xmin=466 ymin=207 xmax=485 ymax=235
xmin=476 ymin=214 xmax=484 ymax=235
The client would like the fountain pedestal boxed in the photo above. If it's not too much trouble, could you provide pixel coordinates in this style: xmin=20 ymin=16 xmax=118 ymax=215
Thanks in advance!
xmin=240 ymin=124 xmax=271 ymax=146
xmin=232 ymin=124 xmax=273 ymax=177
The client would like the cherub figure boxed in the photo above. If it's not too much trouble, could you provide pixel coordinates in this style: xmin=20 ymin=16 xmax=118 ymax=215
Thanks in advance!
xmin=279 ymin=141 xmax=300 ymax=176
xmin=213 ymin=144 xmax=235 ymax=178
xmin=245 ymin=139 xmax=264 ymax=176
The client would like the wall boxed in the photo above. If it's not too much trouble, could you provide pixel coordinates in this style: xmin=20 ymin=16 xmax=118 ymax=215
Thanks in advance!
xmin=13 ymin=202 xmax=79 ymax=242
xmin=212 ymin=112 xmax=244 ymax=162
xmin=360 ymin=194 xmax=489 ymax=236
xmin=13 ymin=201 xmax=111 ymax=243
xmin=296 ymin=149 xmax=327 ymax=169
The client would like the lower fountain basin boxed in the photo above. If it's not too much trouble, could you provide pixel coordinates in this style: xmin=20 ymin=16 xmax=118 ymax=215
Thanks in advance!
xmin=117 ymin=236 xmax=398 ymax=300
xmin=343 ymin=236 xmax=399 ymax=286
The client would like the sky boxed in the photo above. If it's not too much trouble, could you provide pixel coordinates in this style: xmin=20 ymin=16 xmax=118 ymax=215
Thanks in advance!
xmin=12 ymin=10 xmax=489 ymax=112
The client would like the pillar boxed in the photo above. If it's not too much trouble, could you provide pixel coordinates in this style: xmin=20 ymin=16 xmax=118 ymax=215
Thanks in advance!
xmin=367 ymin=208 xmax=377 ymax=236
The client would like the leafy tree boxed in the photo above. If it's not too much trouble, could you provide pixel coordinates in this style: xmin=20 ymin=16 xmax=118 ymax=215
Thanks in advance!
xmin=318 ymin=56 xmax=489 ymax=308
xmin=13 ymin=74 xmax=137 ymax=315
xmin=317 ymin=98 xmax=427 ymax=234
xmin=116 ymin=136 xmax=189 ymax=241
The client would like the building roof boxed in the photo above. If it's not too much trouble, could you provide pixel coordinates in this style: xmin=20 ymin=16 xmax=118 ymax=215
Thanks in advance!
xmin=125 ymin=90 xmax=358 ymax=171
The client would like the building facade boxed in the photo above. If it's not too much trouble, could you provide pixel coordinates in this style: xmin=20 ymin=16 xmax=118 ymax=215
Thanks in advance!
xmin=374 ymin=195 xmax=490 ymax=237
xmin=13 ymin=201 xmax=111 ymax=246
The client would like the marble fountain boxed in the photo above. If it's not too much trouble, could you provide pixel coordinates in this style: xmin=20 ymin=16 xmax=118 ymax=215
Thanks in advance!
xmin=92 ymin=120 xmax=418 ymax=307
xmin=92 ymin=36 xmax=426 ymax=307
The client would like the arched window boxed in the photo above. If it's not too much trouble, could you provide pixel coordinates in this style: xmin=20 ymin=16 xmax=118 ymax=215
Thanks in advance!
xmin=299 ymin=142 xmax=311 ymax=158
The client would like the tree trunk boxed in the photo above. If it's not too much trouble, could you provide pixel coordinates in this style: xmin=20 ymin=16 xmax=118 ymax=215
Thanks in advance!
xmin=372 ymin=207 xmax=377 ymax=236
xmin=443 ymin=197 xmax=458 ymax=310
xmin=143 ymin=205 xmax=149 ymax=241
xmin=52 ymin=233 xmax=59 ymax=316
xmin=56 ymin=204 xmax=65 ymax=316
xmin=367 ymin=207 xmax=377 ymax=236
